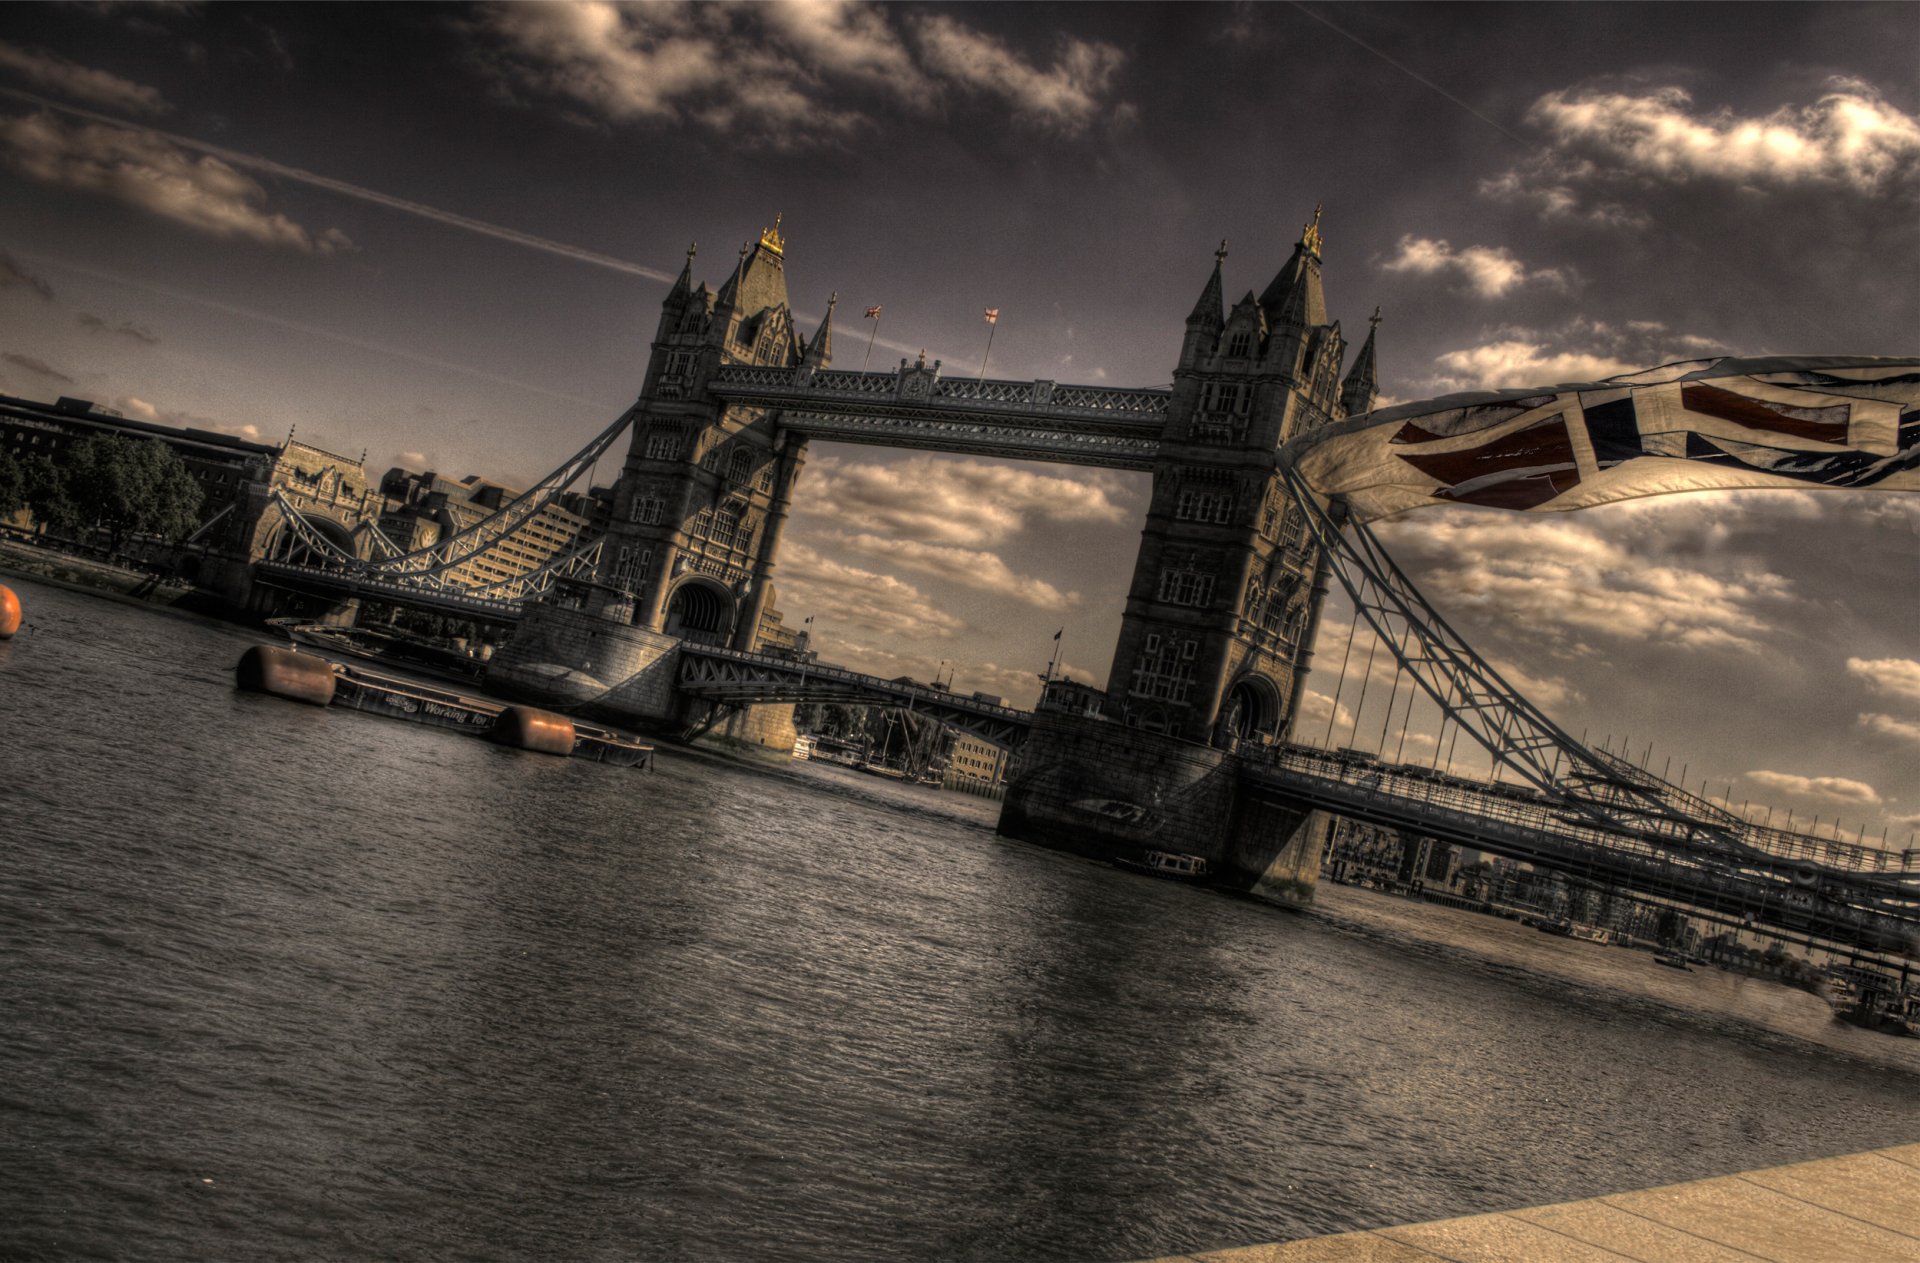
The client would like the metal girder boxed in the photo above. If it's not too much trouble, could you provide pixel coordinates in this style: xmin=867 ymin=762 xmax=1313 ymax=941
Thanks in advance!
xmin=1277 ymin=462 xmax=1917 ymax=902
xmin=676 ymin=644 xmax=1032 ymax=748
xmin=1238 ymin=744 xmax=1916 ymax=956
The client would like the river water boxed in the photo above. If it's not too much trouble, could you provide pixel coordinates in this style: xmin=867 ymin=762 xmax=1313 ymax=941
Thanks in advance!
xmin=2 ymin=574 xmax=1916 ymax=1262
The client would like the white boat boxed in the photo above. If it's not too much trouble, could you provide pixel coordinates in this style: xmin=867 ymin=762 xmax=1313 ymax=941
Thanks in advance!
xmin=1116 ymin=850 xmax=1210 ymax=881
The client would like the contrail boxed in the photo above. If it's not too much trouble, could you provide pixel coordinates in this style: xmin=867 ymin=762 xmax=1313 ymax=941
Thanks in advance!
xmin=1284 ymin=4 xmax=1537 ymax=152
xmin=0 ymin=87 xmax=679 ymax=283
xmin=26 ymin=250 xmax=614 ymax=411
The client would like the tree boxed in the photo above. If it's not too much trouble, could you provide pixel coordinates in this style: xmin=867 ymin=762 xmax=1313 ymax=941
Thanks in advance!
xmin=0 ymin=445 xmax=24 ymax=518
xmin=23 ymin=453 xmax=82 ymax=538
xmin=63 ymin=435 xmax=204 ymax=558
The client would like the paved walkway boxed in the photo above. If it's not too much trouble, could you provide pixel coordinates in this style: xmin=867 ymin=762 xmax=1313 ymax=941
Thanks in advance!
xmin=1132 ymin=1143 xmax=1920 ymax=1262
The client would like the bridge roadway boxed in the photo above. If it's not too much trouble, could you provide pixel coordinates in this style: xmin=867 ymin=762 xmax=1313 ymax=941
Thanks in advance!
xmin=677 ymin=643 xmax=1031 ymax=747
xmin=1241 ymin=743 xmax=1919 ymax=959
xmin=253 ymin=559 xmax=525 ymax=622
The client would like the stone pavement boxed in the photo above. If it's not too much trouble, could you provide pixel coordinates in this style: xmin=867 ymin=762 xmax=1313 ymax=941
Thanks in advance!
xmin=1131 ymin=1143 xmax=1920 ymax=1262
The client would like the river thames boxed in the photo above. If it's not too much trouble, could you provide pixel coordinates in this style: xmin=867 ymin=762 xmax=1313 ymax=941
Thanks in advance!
xmin=2 ymin=574 xmax=1916 ymax=1262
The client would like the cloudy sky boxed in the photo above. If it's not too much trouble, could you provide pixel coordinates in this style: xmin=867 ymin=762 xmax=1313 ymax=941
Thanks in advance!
xmin=0 ymin=3 xmax=1915 ymax=842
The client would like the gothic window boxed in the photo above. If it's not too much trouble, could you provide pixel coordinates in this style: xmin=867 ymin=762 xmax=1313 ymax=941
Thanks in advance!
xmin=1129 ymin=637 xmax=1197 ymax=703
xmin=1200 ymin=380 xmax=1250 ymax=417
xmin=656 ymin=350 xmax=696 ymax=398
xmin=611 ymin=545 xmax=651 ymax=591
xmin=1175 ymin=490 xmax=1233 ymax=523
xmin=644 ymin=427 xmax=682 ymax=460
xmin=1157 ymin=567 xmax=1215 ymax=608
xmin=1225 ymin=330 xmax=1253 ymax=358
xmin=631 ymin=496 xmax=664 ymax=525
xmin=702 ymin=444 xmax=724 ymax=472
xmin=756 ymin=462 xmax=776 ymax=493
xmin=728 ymin=449 xmax=754 ymax=486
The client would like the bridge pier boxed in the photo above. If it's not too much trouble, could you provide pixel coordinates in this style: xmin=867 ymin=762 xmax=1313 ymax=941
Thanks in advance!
xmin=1000 ymin=709 xmax=1328 ymax=905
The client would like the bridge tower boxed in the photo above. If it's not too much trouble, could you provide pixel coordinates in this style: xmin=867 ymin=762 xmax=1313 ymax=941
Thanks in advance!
xmin=1104 ymin=210 xmax=1378 ymax=748
xmin=601 ymin=217 xmax=823 ymax=652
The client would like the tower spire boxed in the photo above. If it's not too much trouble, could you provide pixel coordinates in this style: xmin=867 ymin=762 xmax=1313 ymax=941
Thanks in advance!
xmin=1186 ymin=240 xmax=1227 ymax=329
xmin=1259 ymin=207 xmax=1328 ymax=330
xmin=803 ymin=291 xmax=837 ymax=368
xmin=1340 ymin=306 xmax=1381 ymax=417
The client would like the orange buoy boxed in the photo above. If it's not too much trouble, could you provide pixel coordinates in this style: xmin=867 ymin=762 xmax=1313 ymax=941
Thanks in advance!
xmin=0 ymin=584 xmax=19 ymax=639
xmin=491 ymin=705 xmax=576 ymax=756
xmin=235 ymin=644 xmax=337 ymax=706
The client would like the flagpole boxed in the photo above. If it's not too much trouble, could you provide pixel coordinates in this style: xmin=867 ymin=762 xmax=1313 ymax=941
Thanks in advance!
xmin=1046 ymin=628 xmax=1062 ymax=683
xmin=861 ymin=307 xmax=882 ymax=373
xmin=979 ymin=308 xmax=999 ymax=379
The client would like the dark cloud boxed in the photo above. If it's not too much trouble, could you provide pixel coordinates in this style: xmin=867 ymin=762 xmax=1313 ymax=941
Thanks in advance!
xmin=1 ymin=351 xmax=75 ymax=383
xmin=76 ymin=311 xmax=159 ymax=343
xmin=0 ymin=247 xmax=53 ymax=299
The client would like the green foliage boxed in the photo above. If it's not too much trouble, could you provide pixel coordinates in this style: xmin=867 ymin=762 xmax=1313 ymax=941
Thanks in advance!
xmin=0 ymin=444 xmax=23 ymax=516
xmin=23 ymin=453 xmax=82 ymax=536
xmin=62 ymin=435 xmax=205 ymax=554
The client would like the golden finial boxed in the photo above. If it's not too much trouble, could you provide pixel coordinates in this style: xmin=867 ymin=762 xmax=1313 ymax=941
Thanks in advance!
xmin=1301 ymin=204 xmax=1323 ymax=257
xmin=760 ymin=212 xmax=785 ymax=255
xmin=1215 ymin=239 xmax=1228 ymax=263
xmin=1369 ymin=305 xmax=1381 ymax=331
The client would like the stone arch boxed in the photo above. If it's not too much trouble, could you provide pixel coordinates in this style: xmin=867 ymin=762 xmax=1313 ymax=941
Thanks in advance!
xmin=1220 ymin=672 xmax=1283 ymax=745
xmin=663 ymin=575 xmax=734 ymax=645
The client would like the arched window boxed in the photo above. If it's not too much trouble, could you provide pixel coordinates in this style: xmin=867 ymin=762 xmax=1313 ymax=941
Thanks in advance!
xmin=728 ymin=449 xmax=754 ymax=485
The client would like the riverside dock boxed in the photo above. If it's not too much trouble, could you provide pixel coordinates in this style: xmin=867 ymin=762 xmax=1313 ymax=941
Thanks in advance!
xmin=1130 ymin=1142 xmax=1920 ymax=1262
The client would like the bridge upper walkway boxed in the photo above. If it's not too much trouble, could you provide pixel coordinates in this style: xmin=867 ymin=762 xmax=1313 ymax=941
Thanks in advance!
xmin=708 ymin=363 xmax=1172 ymax=469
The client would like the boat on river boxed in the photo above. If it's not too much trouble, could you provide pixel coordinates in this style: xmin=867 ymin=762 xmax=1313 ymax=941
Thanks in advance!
xmin=1653 ymin=952 xmax=1696 ymax=971
xmin=1115 ymin=850 xmax=1211 ymax=882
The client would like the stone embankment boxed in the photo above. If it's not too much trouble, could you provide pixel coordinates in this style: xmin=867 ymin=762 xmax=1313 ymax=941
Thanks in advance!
xmin=1130 ymin=1142 xmax=1920 ymax=1261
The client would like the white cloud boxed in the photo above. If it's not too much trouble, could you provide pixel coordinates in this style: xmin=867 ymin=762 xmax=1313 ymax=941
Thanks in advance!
xmin=0 ymin=40 xmax=171 ymax=115
xmin=1485 ymin=78 xmax=1920 ymax=220
xmin=118 ymin=395 xmax=261 ymax=441
xmin=1373 ymin=511 xmax=1790 ymax=654
xmin=477 ymin=1 xmax=1127 ymax=146
xmin=775 ymin=540 xmax=966 ymax=641
xmin=1847 ymin=656 xmax=1920 ymax=704
xmin=822 ymin=531 xmax=1079 ymax=611
xmin=1429 ymin=340 xmax=1633 ymax=392
xmin=1745 ymin=769 xmax=1882 ymax=806
xmin=1860 ymin=713 xmax=1920 ymax=746
xmin=910 ymin=15 xmax=1124 ymax=136
xmin=0 ymin=111 xmax=354 ymax=254
xmin=795 ymin=454 xmax=1127 ymax=548
xmin=1420 ymin=317 xmax=1732 ymax=393
xmin=1380 ymin=234 xmax=1567 ymax=299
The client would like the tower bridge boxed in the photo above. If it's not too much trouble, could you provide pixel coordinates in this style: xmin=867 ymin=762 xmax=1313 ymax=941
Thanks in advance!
xmin=246 ymin=212 xmax=1918 ymax=987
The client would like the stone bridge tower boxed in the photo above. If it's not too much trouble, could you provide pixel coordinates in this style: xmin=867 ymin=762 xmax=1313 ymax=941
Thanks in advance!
xmin=1104 ymin=211 xmax=1378 ymax=748
xmin=600 ymin=216 xmax=829 ymax=652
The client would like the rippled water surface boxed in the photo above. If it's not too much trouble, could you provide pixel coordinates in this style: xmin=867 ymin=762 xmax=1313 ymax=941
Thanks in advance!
xmin=3 ymin=575 xmax=1917 ymax=1262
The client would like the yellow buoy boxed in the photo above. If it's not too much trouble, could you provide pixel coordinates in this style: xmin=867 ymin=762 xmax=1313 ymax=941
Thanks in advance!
xmin=491 ymin=705 xmax=576 ymax=756
xmin=0 ymin=584 xmax=19 ymax=639
xmin=235 ymin=644 xmax=337 ymax=706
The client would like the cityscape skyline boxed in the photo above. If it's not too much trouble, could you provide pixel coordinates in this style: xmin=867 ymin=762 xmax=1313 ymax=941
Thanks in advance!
xmin=0 ymin=2 xmax=1915 ymax=840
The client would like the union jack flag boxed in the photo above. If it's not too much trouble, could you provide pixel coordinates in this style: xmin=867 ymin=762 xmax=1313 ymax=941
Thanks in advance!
xmin=1288 ymin=357 xmax=1920 ymax=523
xmin=983 ymin=308 xmax=999 ymax=324
xmin=865 ymin=306 xmax=881 ymax=319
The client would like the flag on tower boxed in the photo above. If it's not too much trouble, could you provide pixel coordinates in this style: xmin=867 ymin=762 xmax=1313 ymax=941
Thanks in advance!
xmin=1052 ymin=628 xmax=1062 ymax=641
xmin=983 ymin=308 xmax=999 ymax=324
xmin=865 ymin=306 xmax=881 ymax=319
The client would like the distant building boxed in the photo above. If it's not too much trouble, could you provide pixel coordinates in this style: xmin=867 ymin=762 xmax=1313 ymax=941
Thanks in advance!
xmin=378 ymin=466 xmax=608 ymax=592
xmin=947 ymin=730 xmax=1010 ymax=787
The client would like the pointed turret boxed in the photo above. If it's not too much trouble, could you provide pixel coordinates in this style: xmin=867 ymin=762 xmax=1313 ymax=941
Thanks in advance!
xmin=1187 ymin=241 xmax=1227 ymax=329
xmin=1340 ymin=307 xmax=1381 ymax=417
xmin=1259 ymin=206 xmax=1328 ymax=332
xmin=713 ymin=239 xmax=752 ymax=314
xmin=668 ymin=242 xmax=696 ymax=300
xmin=802 ymin=292 xmax=837 ymax=369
